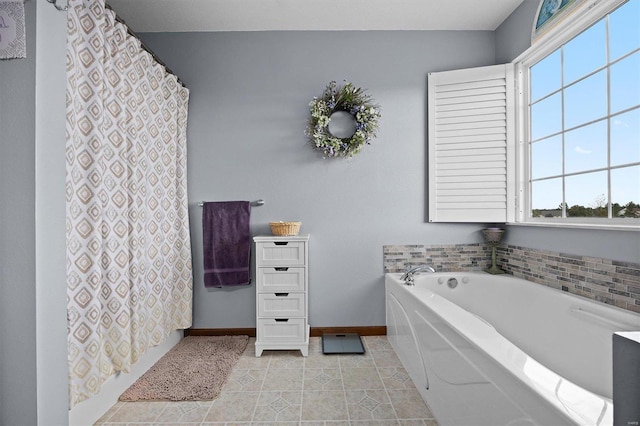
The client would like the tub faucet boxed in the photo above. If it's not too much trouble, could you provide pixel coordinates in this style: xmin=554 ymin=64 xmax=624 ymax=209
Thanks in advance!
xmin=400 ymin=265 xmax=436 ymax=285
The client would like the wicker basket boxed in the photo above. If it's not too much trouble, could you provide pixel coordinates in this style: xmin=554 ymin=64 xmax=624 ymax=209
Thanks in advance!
xmin=269 ymin=221 xmax=301 ymax=236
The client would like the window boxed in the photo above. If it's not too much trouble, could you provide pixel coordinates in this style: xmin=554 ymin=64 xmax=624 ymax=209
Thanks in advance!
xmin=428 ymin=0 xmax=639 ymax=229
xmin=521 ymin=0 xmax=639 ymax=226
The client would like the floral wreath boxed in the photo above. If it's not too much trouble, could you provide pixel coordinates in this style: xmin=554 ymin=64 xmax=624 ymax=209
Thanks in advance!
xmin=306 ymin=81 xmax=381 ymax=158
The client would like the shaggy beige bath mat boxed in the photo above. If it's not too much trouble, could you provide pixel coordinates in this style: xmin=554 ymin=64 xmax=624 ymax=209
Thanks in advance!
xmin=119 ymin=335 xmax=249 ymax=401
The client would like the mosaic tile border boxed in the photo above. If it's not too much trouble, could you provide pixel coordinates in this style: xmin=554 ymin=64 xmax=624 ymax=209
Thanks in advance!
xmin=383 ymin=244 xmax=640 ymax=314
xmin=383 ymin=244 xmax=490 ymax=274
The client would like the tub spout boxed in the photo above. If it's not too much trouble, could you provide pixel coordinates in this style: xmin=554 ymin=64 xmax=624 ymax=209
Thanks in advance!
xmin=400 ymin=265 xmax=436 ymax=285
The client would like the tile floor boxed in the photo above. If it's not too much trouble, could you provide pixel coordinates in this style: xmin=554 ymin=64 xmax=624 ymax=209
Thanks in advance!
xmin=95 ymin=336 xmax=440 ymax=425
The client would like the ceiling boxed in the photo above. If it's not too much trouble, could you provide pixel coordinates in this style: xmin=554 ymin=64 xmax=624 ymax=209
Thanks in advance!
xmin=107 ymin=0 xmax=526 ymax=32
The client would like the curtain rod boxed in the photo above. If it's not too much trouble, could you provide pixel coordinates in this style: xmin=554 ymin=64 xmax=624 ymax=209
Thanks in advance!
xmin=45 ymin=0 xmax=186 ymax=88
xmin=105 ymin=4 xmax=186 ymax=88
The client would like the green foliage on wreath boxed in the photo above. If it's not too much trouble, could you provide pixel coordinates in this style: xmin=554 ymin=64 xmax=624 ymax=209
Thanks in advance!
xmin=306 ymin=81 xmax=381 ymax=158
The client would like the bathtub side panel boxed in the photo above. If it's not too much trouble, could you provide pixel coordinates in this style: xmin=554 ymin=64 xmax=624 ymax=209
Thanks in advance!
xmin=410 ymin=272 xmax=640 ymax=399
xmin=385 ymin=280 xmax=429 ymax=390
xmin=385 ymin=274 xmax=578 ymax=426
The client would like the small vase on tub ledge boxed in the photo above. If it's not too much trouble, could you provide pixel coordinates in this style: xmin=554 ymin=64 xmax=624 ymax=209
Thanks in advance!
xmin=482 ymin=227 xmax=505 ymax=275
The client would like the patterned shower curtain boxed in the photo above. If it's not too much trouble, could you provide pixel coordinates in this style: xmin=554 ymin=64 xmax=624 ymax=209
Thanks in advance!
xmin=65 ymin=0 xmax=192 ymax=407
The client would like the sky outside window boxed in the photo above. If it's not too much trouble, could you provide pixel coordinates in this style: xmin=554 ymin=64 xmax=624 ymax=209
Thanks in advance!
xmin=529 ymin=0 xmax=640 ymax=216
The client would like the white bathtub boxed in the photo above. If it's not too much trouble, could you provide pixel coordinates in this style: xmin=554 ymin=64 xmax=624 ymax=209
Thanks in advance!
xmin=385 ymin=272 xmax=640 ymax=426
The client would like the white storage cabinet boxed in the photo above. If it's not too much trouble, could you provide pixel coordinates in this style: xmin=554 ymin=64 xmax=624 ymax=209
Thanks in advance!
xmin=254 ymin=234 xmax=309 ymax=357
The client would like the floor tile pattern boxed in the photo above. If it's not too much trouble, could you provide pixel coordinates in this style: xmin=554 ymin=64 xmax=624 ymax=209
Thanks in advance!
xmin=95 ymin=336 xmax=439 ymax=425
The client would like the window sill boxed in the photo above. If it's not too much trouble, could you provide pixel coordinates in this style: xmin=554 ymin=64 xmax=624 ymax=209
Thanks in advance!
xmin=508 ymin=220 xmax=640 ymax=232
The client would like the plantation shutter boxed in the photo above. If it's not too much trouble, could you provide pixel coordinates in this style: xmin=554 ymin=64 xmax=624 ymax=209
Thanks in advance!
xmin=427 ymin=64 xmax=515 ymax=223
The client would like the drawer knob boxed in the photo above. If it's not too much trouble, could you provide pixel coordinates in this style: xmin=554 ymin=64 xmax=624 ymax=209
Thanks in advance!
xmin=274 ymin=318 xmax=289 ymax=322
xmin=275 ymin=292 xmax=289 ymax=297
xmin=274 ymin=267 xmax=289 ymax=271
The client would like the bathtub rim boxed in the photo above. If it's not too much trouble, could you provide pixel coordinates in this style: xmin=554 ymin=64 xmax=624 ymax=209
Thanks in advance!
xmin=390 ymin=271 xmax=640 ymax=323
xmin=385 ymin=272 xmax=615 ymax=426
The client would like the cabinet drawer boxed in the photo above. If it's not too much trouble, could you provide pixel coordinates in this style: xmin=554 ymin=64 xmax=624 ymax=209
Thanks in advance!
xmin=257 ymin=267 xmax=305 ymax=292
xmin=256 ymin=242 xmax=305 ymax=266
xmin=258 ymin=293 xmax=305 ymax=317
xmin=257 ymin=318 xmax=306 ymax=342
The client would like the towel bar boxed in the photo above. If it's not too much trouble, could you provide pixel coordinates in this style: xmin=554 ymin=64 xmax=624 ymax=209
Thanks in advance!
xmin=198 ymin=199 xmax=265 ymax=207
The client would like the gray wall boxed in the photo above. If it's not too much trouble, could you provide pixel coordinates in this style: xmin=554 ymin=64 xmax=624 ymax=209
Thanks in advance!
xmin=496 ymin=0 xmax=640 ymax=264
xmin=495 ymin=0 xmax=540 ymax=63
xmin=140 ymin=30 xmax=497 ymax=328
xmin=1 ymin=2 xmax=70 ymax=424
xmin=0 ymin=3 xmax=634 ymax=422
xmin=0 ymin=1 xmax=38 ymax=424
xmin=35 ymin=2 xmax=69 ymax=424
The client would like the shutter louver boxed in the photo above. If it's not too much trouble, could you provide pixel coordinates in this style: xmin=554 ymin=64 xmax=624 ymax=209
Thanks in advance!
xmin=428 ymin=64 xmax=515 ymax=223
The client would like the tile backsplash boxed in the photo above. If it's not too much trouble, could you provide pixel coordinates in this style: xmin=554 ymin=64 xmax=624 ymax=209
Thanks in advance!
xmin=383 ymin=243 xmax=640 ymax=314
xmin=383 ymin=244 xmax=489 ymax=273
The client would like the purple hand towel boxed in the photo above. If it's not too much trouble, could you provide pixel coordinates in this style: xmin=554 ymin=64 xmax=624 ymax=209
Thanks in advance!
xmin=202 ymin=201 xmax=251 ymax=288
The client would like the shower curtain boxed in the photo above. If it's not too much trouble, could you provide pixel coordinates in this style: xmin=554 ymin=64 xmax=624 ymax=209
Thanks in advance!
xmin=65 ymin=0 xmax=192 ymax=407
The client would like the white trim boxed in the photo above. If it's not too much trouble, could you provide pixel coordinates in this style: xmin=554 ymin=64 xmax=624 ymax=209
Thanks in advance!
xmin=516 ymin=0 xmax=628 ymax=66
xmin=531 ymin=0 xmax=585 ymax=43
xmin=515 ymin=64 xmax=528 ymax=223
xmin=508 ymin=220 xmax=640 ymax=231
xmin=511 ymin=0 xmax=639 ymax=230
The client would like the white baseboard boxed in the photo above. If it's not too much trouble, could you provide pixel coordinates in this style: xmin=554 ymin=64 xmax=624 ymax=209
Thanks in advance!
xmin=68 ymin=330 xmax=182 ymax=426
